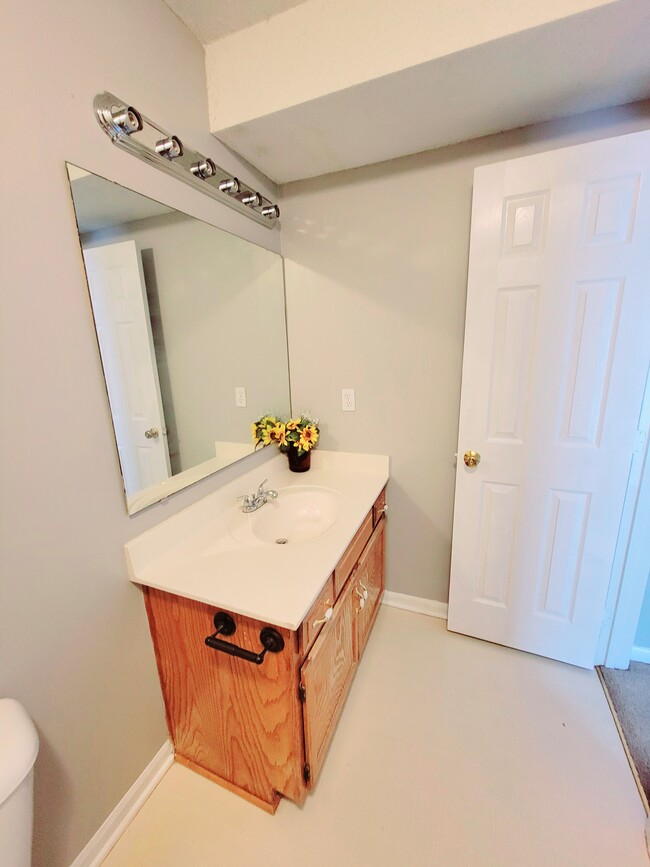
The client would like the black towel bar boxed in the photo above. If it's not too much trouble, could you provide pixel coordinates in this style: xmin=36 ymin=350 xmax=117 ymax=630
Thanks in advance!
xmin=204 ymin=612 xmax=284 ymax=665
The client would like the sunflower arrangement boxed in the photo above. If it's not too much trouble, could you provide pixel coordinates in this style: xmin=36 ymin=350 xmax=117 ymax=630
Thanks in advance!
xmin=252 ymin=414 xmax=320 ymax=456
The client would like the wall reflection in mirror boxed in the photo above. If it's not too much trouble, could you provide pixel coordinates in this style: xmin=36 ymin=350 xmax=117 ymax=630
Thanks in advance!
xmin=67 ymin=164 xmax=291 ymax=514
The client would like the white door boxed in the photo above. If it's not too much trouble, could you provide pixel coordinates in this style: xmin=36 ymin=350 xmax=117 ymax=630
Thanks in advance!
xmin=82 ymin=241 xmax=171 ymax=495
xmin=448 ymin=130 xmax=650 ymax=668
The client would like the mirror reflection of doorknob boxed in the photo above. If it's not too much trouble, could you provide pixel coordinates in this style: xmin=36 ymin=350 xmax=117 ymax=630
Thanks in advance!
xmin=463 ymin=450 xmax=481 ymax=467
xmin=145 ymin=428 xmax=160 ymax=439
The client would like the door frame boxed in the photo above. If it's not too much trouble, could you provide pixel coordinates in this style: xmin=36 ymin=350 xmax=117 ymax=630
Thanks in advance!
xmin=598 ymin=367 xmax=650 ymax=668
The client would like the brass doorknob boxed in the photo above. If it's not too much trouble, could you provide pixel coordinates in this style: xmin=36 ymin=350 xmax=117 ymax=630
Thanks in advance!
xmin=144 ymin=428 xmax=160 ymax=439
xmin=463 ymin=450 xmax=481 ymax=467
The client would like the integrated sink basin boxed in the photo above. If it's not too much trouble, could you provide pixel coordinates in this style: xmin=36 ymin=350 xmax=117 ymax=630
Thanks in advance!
xmin=230 ymin=485 xmax=344 ymax=547
xmin=125 ymin=449 xmax=389 ymax=629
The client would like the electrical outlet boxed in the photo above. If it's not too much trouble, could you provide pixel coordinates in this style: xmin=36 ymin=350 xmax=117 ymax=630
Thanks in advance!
xmin=342 ymin=388 xmax=356 ymax=411
xmin=235 ymin=386 xmax=247 ymax=408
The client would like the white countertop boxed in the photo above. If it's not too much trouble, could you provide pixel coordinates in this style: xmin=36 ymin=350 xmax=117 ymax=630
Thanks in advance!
xmin=125 ymin=450 xmax=389 ymax=630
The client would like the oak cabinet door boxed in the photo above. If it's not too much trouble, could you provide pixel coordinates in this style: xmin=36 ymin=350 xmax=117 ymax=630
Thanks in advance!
xmin=355 ymin=518 xmax=386 ymax=658
xmin=301 ymin=578 xmax=356 ymax=787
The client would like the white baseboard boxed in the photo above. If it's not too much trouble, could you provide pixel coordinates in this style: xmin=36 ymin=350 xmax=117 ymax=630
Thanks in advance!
xmin=70 ymin=740 xmax=173 ymax=867
xmin=382 ymin=590 xmax=448 ymax=620
xmin=630 ymin=645 xmax=650 ymax=664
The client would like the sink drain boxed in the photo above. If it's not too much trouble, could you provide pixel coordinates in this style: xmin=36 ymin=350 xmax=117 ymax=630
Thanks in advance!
xmin=275 ymin=537 xmax=289 ymax=545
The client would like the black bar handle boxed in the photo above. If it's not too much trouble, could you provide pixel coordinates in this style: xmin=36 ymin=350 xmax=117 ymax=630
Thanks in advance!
xmin=204 ymin=612 xmax=285 ymax=665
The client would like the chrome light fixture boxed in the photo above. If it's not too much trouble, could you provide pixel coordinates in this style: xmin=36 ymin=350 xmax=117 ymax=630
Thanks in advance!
xmin=218 ymin=177 xmax=241 ymax=195
xmin=93 ymin=92 xmax=280 ymax=228
xmin=241 ymin=191 xmax=263 ymax=207
xmin=190 ymin=158 xmax=216 ymax=179
xmin=155 ymin=136 xmax=183 ymax=159
xmin=110 ymin=105 xmax=143 ymax=134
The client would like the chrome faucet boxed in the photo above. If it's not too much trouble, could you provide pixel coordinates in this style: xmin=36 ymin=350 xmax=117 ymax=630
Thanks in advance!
xmin=238 ymin=479 xmax=278 ymax=513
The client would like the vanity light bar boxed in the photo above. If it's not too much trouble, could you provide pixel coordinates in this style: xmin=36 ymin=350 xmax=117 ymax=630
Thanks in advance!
xmin=93 ymin=92 xmax=280 ymax=228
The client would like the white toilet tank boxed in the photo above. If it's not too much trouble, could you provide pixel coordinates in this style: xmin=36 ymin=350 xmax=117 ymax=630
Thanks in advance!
xmin=0 ymin=699 xmax=39 ymax=867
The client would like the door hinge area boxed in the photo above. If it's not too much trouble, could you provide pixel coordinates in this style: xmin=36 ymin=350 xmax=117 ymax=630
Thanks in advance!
xmin=298 ymin=683 xmax=306 ymax=703
xmin=303 ymin=762 xmax=311 ymax=783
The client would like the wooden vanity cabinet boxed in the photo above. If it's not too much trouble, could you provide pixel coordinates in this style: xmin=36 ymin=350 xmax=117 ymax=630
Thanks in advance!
xmin=143 ymin=590 xmax=304 ymax=812
xmin=143 ymin=486 xmax=387 ymax=812
xmin=301 ymin=575 xmax=357 ymax=786
xmin=333 ymin=510 xmax=373 ymax=598
xmin=354 ymin=516 xmax=386 ymax=657
xmin=300 ymin=514 xmax=386 ymax=788
xmin=373 ymin=487 xmax=387 ymax=525
xmin=299 ymin=573 xmax=335 ymax=660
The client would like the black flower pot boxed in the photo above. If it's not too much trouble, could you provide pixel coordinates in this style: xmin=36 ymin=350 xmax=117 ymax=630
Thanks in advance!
xmin=287 ymin=448 xmax=311 ymax=473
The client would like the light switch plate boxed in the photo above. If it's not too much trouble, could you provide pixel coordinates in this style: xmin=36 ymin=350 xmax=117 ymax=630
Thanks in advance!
xmin=235 ymin=386 xmax=247 ymax=407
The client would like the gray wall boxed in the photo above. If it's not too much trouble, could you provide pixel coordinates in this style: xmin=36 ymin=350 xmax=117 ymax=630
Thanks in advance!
xmin=82 ymin=212 xmax=289 ymax=471
xmin=0 ymin=2 xmax=278 ymax=864
xmin=280 ymin=100 xmax=650 ymax=604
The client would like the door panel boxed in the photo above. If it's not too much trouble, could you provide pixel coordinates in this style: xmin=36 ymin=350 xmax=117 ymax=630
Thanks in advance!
xmin=474 ymin=482 xmax=518 ymax=608
xmin=487 ymin=286 xmax=538 ymax=442
xmin=82 ymin=241 xmax=170 ymax=494
xmin=449 ymin=130 xmax=650 ymax=668
xmin=559 ymin=279 xmax=622 ymax=445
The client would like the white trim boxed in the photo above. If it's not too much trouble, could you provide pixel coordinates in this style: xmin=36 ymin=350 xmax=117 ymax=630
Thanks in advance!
xmin=601 ymin=369 xmax=650 ymax=668
xmin=382 ymin=591 xmax=448 ymax=620
xmin=70 ymin=741 xmax=173 ymax=867
xmin=630 ymin=645 xmax=650 ymax=665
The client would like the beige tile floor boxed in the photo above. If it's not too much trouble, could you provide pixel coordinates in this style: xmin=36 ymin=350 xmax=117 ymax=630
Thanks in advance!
xmin=103 ymin=607 xmax=649 ymax=866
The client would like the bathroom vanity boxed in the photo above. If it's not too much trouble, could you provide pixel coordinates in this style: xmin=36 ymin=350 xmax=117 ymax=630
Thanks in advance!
xmin=126 ymin=451 xmax=389 ymax=812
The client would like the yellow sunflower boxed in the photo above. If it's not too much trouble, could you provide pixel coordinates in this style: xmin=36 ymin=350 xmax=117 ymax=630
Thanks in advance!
xmin=299 ymin=425 xmax=319 ymax=451
xmin=269 ymin=423 xmax=287 ymax=447
xmin=251 ymin=422 xmax=261 ymax=445
xmin=285 ymin=418 xmax=301 ymax=431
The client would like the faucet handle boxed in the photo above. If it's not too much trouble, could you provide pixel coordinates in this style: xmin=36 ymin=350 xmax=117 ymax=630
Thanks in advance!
xmin=256 ymin=479 xmax=278 ymax=500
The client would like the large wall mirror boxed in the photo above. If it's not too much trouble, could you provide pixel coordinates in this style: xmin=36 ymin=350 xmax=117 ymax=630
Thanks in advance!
xmin=67 ymin=164 xmax=291 ymax=514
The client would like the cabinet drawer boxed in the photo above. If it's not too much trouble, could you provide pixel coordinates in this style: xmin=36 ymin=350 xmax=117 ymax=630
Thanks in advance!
xmin=373 ymin=487 xmax=387 ymax=526
xmin=333 ymin=511 xmax=373 ymax=599
xmin=299 ymin=574 xmax=335 ymax=659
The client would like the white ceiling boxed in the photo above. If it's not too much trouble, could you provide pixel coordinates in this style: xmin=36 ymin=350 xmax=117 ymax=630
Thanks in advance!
xmin=162 ymin=0 xmax=310 ymax=43
xmin=69 ymin=170 xmax=174 ymax=233
xmin=164 ymin=0 xmax=650 ymax=184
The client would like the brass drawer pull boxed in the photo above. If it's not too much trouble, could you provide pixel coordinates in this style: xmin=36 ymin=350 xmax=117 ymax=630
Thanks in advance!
xmin=312 ymin=606 xmax=333 ymax=628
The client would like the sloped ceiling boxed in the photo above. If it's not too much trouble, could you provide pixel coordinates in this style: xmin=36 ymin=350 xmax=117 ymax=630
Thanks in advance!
xmin=162 ymin=0 xmax=310 ymax=43
xmin=165 ymin=0 xmax=650 ymax=183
